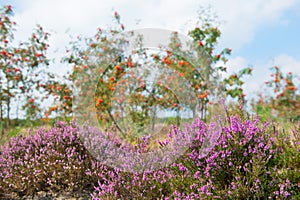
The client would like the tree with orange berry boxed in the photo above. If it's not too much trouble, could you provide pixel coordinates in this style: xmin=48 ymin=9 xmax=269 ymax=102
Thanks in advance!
xmin=0 ymin=5 xmax=51 ymax=131
xmin=255 ymin=66 xmax=300 ymax=121
xmin=64 ymin=8 xmax=245 ymax=138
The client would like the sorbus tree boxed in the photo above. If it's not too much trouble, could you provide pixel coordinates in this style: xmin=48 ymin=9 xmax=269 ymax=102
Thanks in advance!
xmin=0 ymin=5 xmax=51 ymax=131
xmin=255 ymin=66 xmax=300 ymax=121
xmin=64 ymin=10 xmax=243 ymax=139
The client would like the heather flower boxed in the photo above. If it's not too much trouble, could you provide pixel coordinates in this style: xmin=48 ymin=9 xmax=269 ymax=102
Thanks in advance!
xmin=1 ymin=115 xmax=299 ymax=199
xmin=178 ymin=163 xmax=187 ymax=172
xmin=201 ymin=185 xmax=207 ymax=193
xmin=194 ymin=171 xmax=201 ymax=179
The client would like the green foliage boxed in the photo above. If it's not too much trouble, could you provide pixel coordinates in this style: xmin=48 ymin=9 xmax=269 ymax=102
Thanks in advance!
xmin=255 ymin=105 xmax=274 ymax=122
xmin=223 ymin=67 xmax=252 ymax=102
xmin=253 ymin=66 xmax=300 ymax=122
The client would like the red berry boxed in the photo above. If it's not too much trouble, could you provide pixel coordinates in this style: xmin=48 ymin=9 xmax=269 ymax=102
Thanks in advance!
xmin=128 ymin=61 xmax=133 ymax=67
xmin=1 ymin=51 xmax=7 ymax=56
xmin=35 ymin=53 xmax=43 ymax=57
xmin=115 ymin=65 xmax=121 ymax=71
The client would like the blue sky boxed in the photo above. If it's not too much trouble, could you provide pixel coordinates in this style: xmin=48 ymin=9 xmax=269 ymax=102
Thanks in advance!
xmin=1 ymin=0 xmax=300 ymax=99
xmin=238 ymin=11 xmax=300 ymax=61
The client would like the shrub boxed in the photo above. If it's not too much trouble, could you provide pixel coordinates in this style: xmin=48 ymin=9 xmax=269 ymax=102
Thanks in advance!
xmin=0 ymin=122 xmax=103 ymax=198
xmin=92 ymin=116 xmax=300 ymax=199
xmin=0 ymin=117 xmax=299 ymax=199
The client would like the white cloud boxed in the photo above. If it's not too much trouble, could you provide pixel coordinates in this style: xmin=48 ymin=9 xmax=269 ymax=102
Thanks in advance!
xmin=5 ymin=0 xmax=299 ymax=76
xmin=226 ymin=56 xmax=249 ymax=74
xmin=225 ymin=54 xmax=300 ymax=101
xmin=10 ymin=0 xmax=298 ymax=48
xmin=212 ymin=0 xmax=297 ymax=50
xmin=272 ymin=54 xmax=300 ymax=74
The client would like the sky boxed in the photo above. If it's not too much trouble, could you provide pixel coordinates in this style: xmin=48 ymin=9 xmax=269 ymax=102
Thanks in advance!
xmin=1 ymin=0 xmax=300 ymax=102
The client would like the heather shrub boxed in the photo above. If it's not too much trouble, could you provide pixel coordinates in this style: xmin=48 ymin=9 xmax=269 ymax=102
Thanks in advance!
xmin=185 ymin=116 xmax=298 ymax=199
xmin=0 ymin=117 xmax=299 ymax=199
xmin=271 ymin=121 xmax=300 ymax=199
xmin=0 ymin=121 xmax=105 ymax=198
xmin=92 ymin=116 xmax=300 ymax=199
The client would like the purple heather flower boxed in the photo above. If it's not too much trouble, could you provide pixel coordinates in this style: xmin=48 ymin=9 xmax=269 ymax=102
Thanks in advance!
xmin=178 ymin=163 xmax=187 ymax=172
xmin=284 ymin=191 xmax=291 ymax=198
xmin=201 ymin=185 xmax=207 ymax=193
xmin=194 ymin=171 xmax=201 ymax=179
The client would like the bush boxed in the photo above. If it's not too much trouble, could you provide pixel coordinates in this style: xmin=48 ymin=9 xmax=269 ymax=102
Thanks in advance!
xmin=0 ymin=122 xmax=104 ymax=198
xmin=92 ymin=116 xmax=300 ymax=199
xmin=0 ymin=117 xmax=299 ymax=199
